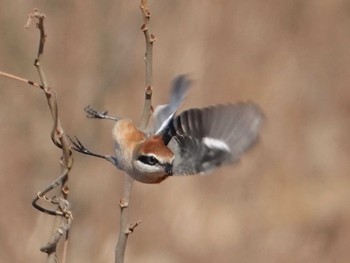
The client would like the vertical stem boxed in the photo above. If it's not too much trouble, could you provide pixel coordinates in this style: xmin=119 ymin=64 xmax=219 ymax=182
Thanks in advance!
xmin=115 ymin=176 xmax=134 ymax=263
xmin=27 ymin=9 xmax=73 ymax=263
xmin=115 ymin=1 xmax=155 ymax=263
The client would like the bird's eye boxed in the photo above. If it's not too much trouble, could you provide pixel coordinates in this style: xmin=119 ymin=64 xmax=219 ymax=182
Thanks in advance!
xmin=147 ymin=156 xmax=157 ymax=165
xmin=138 ymin=155 xmax=158 ymax=166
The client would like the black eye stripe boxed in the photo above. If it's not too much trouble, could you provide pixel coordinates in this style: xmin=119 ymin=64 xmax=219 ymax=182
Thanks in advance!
xmin=138 ymin=155 xmax=159 ymax=165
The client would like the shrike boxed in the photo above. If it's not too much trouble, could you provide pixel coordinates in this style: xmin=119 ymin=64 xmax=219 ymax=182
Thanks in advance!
xmin=71 ymin=75 xmax=264 ymax=183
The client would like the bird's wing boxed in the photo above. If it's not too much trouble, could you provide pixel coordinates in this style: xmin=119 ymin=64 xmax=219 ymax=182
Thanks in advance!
xmin=166 ymin=103 xmax=264 ymax=175
xmin=167 ymin=135 xmax=232 ymax=175
xmin=153 ymin=75 xmax=191 ymax=135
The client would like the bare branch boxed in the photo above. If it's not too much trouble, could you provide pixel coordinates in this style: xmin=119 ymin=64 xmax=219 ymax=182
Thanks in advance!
xmin=139 ymin=0 xmax=155 ymax=129
xmin=140 ymin=0 xmax=156 ymax=90
xmin=25 ymin=8 xmax=73 ymax=263
xmin=32 ymin=169 xmax=69 ymax=217
xmin=115 ymin=176 xmax=134 ymax=263
xmin=0 ymin=71 xmax=44 ymax=89
xmin=115 ymin=1 xmax=155 ymax=263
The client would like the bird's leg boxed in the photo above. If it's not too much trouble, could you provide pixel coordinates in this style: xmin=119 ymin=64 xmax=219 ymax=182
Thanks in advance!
xmin=69 ymin=136 xmax=118 ymax=167
xmin=84 ymin=105 xmax=120 ymax=121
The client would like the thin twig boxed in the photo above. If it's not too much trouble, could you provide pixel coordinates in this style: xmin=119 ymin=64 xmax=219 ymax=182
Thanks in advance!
xmin=115 ymin=175 xmax=135 ymax=263
xmin=139 ymin=0 xmax=155 ymax=129
xmin=0 ymin=71 xmax=44 ymax=89
xmin=32 ymin=169 xmax=69 ymax=216
xmin=25 ymin=8 xmax=73 ymax=263
xmin=140 ymin=0 xmax=156 ymax=90
xmin=115 ymin=1 xmax=155 ymax=263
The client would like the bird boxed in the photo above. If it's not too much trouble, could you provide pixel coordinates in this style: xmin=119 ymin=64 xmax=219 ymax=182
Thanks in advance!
xmin=70 ymin=75 xmax=264 ymax=184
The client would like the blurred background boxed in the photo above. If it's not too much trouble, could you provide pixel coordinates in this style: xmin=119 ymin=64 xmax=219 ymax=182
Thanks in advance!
xmin=1 ymin=1 xmax=350 ymax=262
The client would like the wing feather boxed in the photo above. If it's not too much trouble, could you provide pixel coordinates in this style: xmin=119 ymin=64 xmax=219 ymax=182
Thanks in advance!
xmin=153 ymin=75 xmax=191 ymax=135
xmin=165 ymin=102 xmax=264 ymax=175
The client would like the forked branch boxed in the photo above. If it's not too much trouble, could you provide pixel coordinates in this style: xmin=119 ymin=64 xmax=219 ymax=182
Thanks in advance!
xmin=25 ymin=8 xmax=73 ymax=263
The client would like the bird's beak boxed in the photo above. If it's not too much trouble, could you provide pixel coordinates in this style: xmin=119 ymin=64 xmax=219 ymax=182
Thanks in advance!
xmin=163 ymin=163 xmax=173 ymax=175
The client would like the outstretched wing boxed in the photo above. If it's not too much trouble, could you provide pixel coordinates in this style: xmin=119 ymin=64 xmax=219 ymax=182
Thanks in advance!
xmin=167 ymin=135 xmax=232 ymax=175
xmin=165 ymin=103 xmax=264 ymax=175
xmin=153 ymin=75 xmax=191 ymax=135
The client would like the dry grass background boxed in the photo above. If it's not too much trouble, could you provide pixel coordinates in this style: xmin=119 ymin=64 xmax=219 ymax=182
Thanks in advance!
xmin=1 ymin=1 xmax=350 ymax=262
